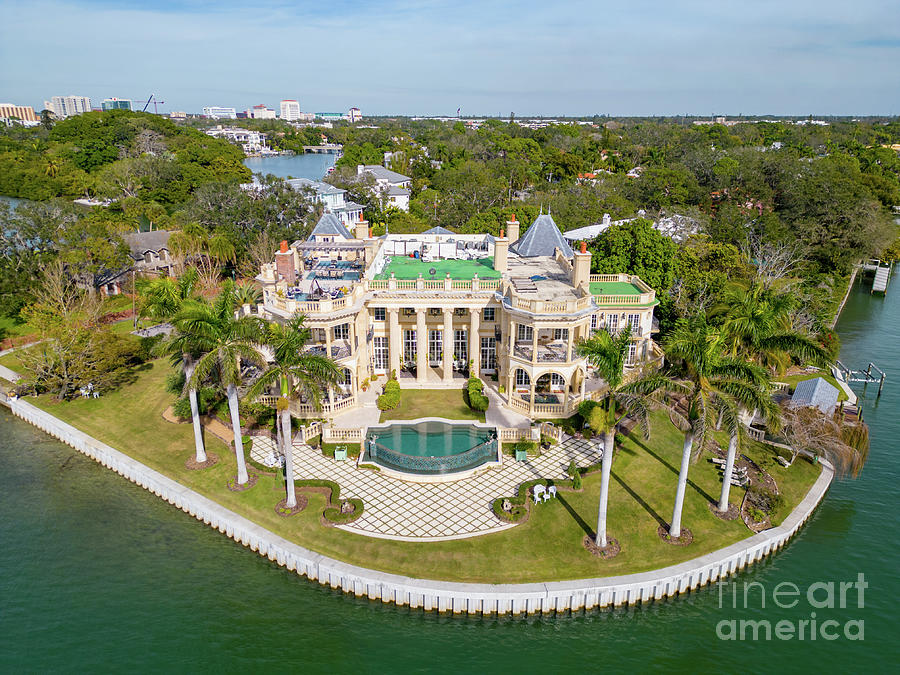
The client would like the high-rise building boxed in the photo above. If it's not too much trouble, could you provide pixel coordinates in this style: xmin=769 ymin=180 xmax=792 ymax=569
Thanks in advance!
xmin=280 ymin=99 xmax=301 ymax=121
xmin=246 ymin=104 xmax=276 ymax=119
xmin=0 ymin=103 xmax=38 ymax=122
xmin=348 ymin=107 xmax=362 ymax=123
xmin=45 ymin=95 xmax=92 ymax=118
xmin=202 ymin=106 xmax=237 ymax=119
xmin=101 ymin=98 xmax=133 ymax=111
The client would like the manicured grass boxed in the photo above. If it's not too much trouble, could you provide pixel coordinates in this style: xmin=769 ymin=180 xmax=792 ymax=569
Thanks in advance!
xmin=0 ymin=316 xmax=37 ymax=340
xmin=779 ymin=370 xmax=848 ymax=401
xmin=30 ymin=360 xmax=821 ymax=583
xmin=376 ymin=256 xmax=500 ymax=280
xmin=379 ymin=387 xmax=485 ymax=423
xmin=0 ymin=348 xmax=27 ymax=372
xmin=589 ymin=281 xmax=643 ymax=296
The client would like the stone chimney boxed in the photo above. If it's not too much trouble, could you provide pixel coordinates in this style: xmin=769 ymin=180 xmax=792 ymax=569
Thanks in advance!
xmin=354 ymin=212 xmax=369 ymax=240
xmin=506 ymin=213 xmax=520 ymax=243
xmin=572 ymin=240 xmax=591 ymax=289
xmin=493 ymin=228 xmax=508 ymax=274
xmin=275 ymin=240 xmax=296 ymax=285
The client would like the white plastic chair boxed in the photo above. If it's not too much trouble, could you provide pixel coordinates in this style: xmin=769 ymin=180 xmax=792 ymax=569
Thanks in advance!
xmin=547 ymin=486 xmax=558 ymax=499
xmin=533 ymin=484 xmax=545 ymax=504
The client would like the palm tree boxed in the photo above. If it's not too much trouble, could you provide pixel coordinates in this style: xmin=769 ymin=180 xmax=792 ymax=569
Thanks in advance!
xmin=143 ymin=270 xmax=209 ymax=464
xmin=245 ymin=317 xmax=342 ymax=507
xmin=660 ymin=318 xmax=772 ymax=537
xmin=576 ymin=325 xmax=657 ymax=548
xmin=175 ymin=284 xmax=265 ymax=485
xmin=714 ymin=282 xmax=829 ymax=373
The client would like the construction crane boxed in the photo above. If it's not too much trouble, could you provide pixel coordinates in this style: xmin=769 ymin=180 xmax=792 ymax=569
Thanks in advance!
xmin=134 ymin=95 xmax=166 ymax=114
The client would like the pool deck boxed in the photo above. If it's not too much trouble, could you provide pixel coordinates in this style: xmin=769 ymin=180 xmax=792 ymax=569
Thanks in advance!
xmin=251 ymin=435 xmax=599 ymax=541
xmin=376 ymin=257 xmax=501 ymax=280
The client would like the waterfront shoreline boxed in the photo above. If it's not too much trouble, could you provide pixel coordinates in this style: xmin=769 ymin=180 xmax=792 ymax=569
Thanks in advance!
xmin=3 ymin=395 xmax=834 ymax=615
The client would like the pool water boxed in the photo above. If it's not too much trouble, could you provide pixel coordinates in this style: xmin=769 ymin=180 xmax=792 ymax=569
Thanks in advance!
xmin=365 ymin=421 xmax=498 ymax=475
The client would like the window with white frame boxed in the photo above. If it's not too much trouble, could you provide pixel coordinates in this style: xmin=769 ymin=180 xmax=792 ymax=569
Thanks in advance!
xmin=607 ymin=313 xmax=619 ymax=333
xmin=403 ymin=330 xmax=417 ymax=363
xmin=553 ymin=328 xmax=569 ymax=342
xmin=626 ymin=342 xmax=637 ymax=365
xmin=515 ymin=368 xmax=531 ymax=388
xmin=627 ymin=314 xmax=641 ymax=333
xmin=590 ymin=313 xmax=598 ymax=331
xmin=333 ymin=323 xmax=349 ymax=340
xmin=483 ymin=307 xmax=495 ymax=321
xmin=481 ymin=336 xmax=497 ymax=370
xmin=373 ymin=337 xmax=388 ymax=371
xmin=454 ymin=329 xmax=468 ymax=363
xmin=374 ymin=307 xmax=386 ymax=321
xmin=429 ymin=329 xmax=442 ymax=364
xmin=517 ymin=324 xmax=533 ymax=342
xmin=550 ymin=373 xmax=565 ymax=391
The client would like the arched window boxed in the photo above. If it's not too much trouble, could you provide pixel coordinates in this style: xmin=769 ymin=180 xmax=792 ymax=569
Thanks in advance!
xmin=515 ymin=369 xmax=530 ymax=387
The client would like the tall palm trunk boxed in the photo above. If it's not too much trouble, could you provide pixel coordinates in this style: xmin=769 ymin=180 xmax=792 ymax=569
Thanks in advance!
xmin=718 ymin=433 xmax=738 ymax=512
xmin=184 ymin=358 xmax=206 ymax=463
xmin=226 ymin=383 xmax=249 ymax=484
xmin=670 ymin=430 xmax=694 ymax=538
xmin=596 ymin=428 xmax=616 ymax=547
xmin=280 ymin=406 xmax=296 ymax=508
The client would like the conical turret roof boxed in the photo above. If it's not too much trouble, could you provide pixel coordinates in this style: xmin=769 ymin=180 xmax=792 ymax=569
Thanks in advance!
xmin=510 ymin=214 xmax=574 ymax=257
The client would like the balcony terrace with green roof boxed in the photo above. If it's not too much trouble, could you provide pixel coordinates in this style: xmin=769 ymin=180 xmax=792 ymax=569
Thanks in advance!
xmin=375 ymin=256 xmax=501 ymax=281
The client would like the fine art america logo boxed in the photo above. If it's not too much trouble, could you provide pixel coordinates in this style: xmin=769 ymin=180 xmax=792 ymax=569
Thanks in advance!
xmin=716 ymin=574 xmax=867 ymax=641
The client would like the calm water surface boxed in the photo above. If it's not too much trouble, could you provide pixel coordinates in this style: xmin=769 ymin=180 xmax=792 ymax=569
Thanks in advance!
xmin=1 ymin=273 xmax=897 ymax=672
xmin=243 ymin=153 xmax=335 ymax=181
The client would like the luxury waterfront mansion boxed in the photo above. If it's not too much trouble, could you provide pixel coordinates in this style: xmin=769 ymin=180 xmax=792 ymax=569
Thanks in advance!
xmin=254 ymin=212 xmax=660 ymax=420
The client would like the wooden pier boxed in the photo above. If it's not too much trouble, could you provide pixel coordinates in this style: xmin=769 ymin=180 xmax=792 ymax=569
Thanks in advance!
xmin=861 ymin=259 xmax=892 ymax=294
xmin=836 ymin=360 xmax=887 ymax=398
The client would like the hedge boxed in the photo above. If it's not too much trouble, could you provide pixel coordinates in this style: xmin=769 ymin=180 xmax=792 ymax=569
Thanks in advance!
xmin=466 ymin=377 xmax=489 ymax=412
xmin=377 ymin=378 xmax=402 ymax=410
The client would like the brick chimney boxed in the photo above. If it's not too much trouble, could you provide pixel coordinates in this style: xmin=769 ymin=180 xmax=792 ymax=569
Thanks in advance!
xmin=572 ymin=240 xmax=591 ymax=288
xmin=274 ymin=240 xmax=296 ymax=284
xmin=506 ymin=213 xmax=520 ymax=243
xmin=493 ymin=228 xmax=508 ymax=274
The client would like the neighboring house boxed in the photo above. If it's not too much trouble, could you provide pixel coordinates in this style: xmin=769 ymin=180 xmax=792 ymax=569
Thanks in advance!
xmin=563 ymin=212 xmax=699 ymax=244
xmin=124 ymin=230 xmax=174 ymax=276
xmin=357 ymin=165 xmax=412 ymax=211
xmin=205 ymin=126 xmax=267 ymax=154
xmin=284 ymin=178 xmax=364 ymax=226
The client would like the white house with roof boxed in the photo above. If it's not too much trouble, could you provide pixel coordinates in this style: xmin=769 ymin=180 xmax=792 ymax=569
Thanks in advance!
xmin=284 ymin=178 xmax=364 ymax=226
xmin=357 ymin=165 xmax=412 ymax=211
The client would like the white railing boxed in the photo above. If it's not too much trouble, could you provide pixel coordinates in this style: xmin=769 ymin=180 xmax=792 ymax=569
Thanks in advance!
xmin=540 ymin=422 xmax=563 ymax=443
xmin=323 ymin=427 xmax=363 ymax=442
xmin=499 ymin=428 xmax=532 ymax=442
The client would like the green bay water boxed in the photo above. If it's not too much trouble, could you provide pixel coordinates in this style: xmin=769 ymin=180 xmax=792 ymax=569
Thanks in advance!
xmin=1 ymin=275 xmax=897 ymax=672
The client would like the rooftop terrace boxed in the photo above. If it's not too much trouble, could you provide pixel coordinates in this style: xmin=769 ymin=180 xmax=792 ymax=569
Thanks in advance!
xmin=589 ymin=281 xmax=643 ymax=296
xmin=376 ymin=257 xmax=501 ymax=280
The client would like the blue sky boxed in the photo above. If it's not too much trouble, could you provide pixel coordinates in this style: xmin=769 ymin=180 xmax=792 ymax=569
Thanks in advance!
xmin=1 ymin=0 xmax=898 ymax=116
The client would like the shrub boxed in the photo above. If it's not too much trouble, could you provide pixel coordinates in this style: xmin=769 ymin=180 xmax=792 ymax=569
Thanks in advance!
xmin=466 ymin=376 xmax=489 ymax=412
xmin=748 ymin=506 xmax=767 ymax=523
xmin=165 ymin=371 xmax=186 ymax=395
xmin=377 ymin=378 xmax=401 ymax=410
xmin=567 ymin=460 xmax=583 ymax=490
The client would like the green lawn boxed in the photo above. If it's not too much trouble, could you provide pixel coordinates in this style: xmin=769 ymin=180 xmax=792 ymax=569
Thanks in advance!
xmin=379 ymin=387 xmax=485 ymax=422
xmin=30 ymin=359 xmax=821 ymax=584
xmin=589 ymin=281 xmax=643 ymax=296
xmin=779 ymin=370 xmax=849 ymax=402
xmin=376 ymin=256 xmax=500 ymax=280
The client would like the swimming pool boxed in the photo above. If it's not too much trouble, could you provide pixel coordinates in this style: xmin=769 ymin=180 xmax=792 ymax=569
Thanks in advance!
xmin=364 ymin=419 xmax=499 ymax=478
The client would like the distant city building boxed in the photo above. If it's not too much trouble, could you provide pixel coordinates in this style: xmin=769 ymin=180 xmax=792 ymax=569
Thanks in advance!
xmin=101 ymin=98 xmax=133 ymax=111
xmin=45 ymin=95 xmax=92 ymax=118
xmin=316 ymin=112 xmax=345 ymax=121
xmin=280 ymin=99 xmax=301 ymax=121
xmin=0 ymin=103 xmax=38 ymax=122
xmin=246 ymin=104 xmax=277 ymax=119
xmin=205 ymin=125 xmax=267 ymax=154
xmin=168 ymin=111 xmax=188 ymax=120
xmin=348 ymin=107 xmax=362 ymax=123
xmin=202 ymin=106 xmax=237 ymax=119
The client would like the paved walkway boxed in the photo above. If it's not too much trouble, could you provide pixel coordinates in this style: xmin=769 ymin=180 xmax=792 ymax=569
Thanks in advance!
xmin=251 ymin=434 xmax=600 ymax=541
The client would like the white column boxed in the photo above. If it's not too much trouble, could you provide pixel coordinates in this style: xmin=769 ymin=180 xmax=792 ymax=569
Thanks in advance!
xmin=531 ymin=324 xmax=538 ymax=364
xmin=469 ymin=308 xmax=480 ymax=378
xmin=388 ymin=308 xmax=400 ymax=377
xmin=416 ymin=309 xmax=427 ymax=384
xmin=442 ymin=308 xmax=453 ymax=383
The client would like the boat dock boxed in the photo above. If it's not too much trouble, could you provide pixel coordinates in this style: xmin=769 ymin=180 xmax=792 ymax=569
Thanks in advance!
xmin=835 ymin=360 xmax=887 ymax=398
xmin=861 ymin=259 xmax=892 ymax=294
